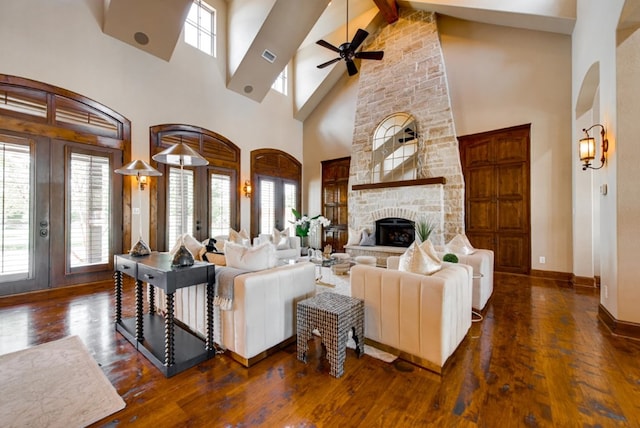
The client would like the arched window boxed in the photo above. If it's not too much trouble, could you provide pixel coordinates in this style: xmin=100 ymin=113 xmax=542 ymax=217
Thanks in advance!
xmin=150 ymin=124 xmax=240 ymax=251
xmin=250 ymin=149 xmax=301 ymax=237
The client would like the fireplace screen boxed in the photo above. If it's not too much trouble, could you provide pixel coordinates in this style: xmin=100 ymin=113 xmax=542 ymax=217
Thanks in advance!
xmin=376 ymin=217 xmax=415 ymax=247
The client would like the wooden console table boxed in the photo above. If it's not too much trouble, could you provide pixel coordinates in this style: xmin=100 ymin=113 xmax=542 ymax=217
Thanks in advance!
xmin=114 ymin=252 xmax=217 ymax=377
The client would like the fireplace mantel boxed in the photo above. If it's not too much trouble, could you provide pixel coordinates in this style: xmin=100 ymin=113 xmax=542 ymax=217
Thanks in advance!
xmin=352 ymin=177 xmax=446 ymax=191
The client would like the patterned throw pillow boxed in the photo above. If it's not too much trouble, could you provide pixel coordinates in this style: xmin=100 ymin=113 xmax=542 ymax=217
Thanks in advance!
xmin=398 ymin=240 xmax=442 ymax=275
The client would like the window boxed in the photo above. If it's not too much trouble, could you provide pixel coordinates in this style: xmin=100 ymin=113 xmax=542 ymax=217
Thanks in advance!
xmin=271 ymin=67 xmax=288 ymax=95
xmin=258 ymin=177 xmax=297 ymax=235
xmin=185 ymin=0 xmax=216 ymax=57
xmin=167 ymin=167 xmax=194 ymax=251
xmin=68 ymin=152 xmax=111 ymax=268
xmin=210 ymin=173 xmax=230 ymax=237
xmin=251 ymin=149 xmax=301 ymax=237
xmin=0 ymin=141 xmax=31 ymax=279
xmin=150 ymin=125 xmax=241 ymax=251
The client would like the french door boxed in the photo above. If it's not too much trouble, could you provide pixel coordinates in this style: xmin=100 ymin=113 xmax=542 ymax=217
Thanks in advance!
xmin=0 ymin=131 xmax=123 ymax=296
xmin=256 ymin=175 xmax=297 ymax=234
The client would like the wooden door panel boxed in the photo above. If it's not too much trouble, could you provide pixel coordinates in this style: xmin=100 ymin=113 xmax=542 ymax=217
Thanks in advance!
xmin=322 ymin=157 xmax=350 ymax=252
xmin=467 ymin=167 xmax=494 ymax=198
xmin=496 ymin=234 xmax=529 ymax=272
xmin=467 ymin=201 xmax=495 ymax=231
xmin=497 ymin=200 xmax=526 ymax=230
xmin=495 ymin=133 xmax=529 ymax=163
xmin=463 ymin=138 xmax=493 ymax=166
xmin=497 ymin=164 xmax=526 ymax=198
xmin=459 ymin=124 xmax=530 ymax=274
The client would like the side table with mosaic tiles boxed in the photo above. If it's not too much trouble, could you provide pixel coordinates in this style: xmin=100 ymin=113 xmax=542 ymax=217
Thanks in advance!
xmin=296 ymin=292 xmax=364 ymax=378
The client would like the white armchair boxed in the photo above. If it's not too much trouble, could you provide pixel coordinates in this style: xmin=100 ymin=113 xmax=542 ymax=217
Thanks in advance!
xmin=253 ymin=234 xmax=301 ymax=260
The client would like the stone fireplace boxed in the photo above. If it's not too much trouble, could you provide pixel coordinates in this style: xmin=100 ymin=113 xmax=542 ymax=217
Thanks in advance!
xmin=347 ymin=9 xmax=465 ymax=247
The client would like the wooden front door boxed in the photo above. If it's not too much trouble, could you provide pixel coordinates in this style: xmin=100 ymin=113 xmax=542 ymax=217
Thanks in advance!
xmin=458 ymin=124 xmax=531 ymax=274
xmin=321 ymin=157 xmax=350 ymax=252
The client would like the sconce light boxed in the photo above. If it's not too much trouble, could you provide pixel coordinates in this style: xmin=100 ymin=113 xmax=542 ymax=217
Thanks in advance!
xmin=115 ymin=159 xmax=162 ymax=256
xmin=579 ymin=124 xmax=608 ymax=171
xmin=138 ymin=175 xmax=148 ymax=190
xmin=243 ymin=180 xmax=252 ymax=198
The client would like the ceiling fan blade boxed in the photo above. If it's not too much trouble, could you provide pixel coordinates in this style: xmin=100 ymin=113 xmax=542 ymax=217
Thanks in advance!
xmin=346 ymin=59 xmax=358 ymax=76
xmin=350 ymin=29 xmax=369 ymax=51
xmin=355 ymin=51 xmax=384 ymax=61
xmin=316 ymin=39 xmax=341 ymax=53
xmin=317 ymin=57 xmax=342 ymax=69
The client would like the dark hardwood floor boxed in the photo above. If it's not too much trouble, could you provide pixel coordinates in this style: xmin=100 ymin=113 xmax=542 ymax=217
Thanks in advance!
xmin=1 ymin=273 xmax=640 ymax=427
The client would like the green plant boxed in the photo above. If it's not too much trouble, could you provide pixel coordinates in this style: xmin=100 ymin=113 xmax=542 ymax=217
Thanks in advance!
xmin=415 ymin=217 xmax=436 ymax=242
xmin=443 ymin=253 xmax=459 ymax=263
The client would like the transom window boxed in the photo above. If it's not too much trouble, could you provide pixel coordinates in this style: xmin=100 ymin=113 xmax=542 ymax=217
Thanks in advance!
xmin=185 ymin=0 xmax=216 ymax=57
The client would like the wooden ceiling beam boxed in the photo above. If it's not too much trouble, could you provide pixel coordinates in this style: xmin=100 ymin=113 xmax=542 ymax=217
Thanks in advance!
xmin=373 ymin=0 xmax=399 ymax=24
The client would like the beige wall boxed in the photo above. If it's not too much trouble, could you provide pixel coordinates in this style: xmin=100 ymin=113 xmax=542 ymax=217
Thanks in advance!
xmin=304 ymin=14 xmax=573 ymax=272
xmin=0 ymin=0 xmax=303 ymax=245
xmin=572 ymin=0 xmax=625 ymax=319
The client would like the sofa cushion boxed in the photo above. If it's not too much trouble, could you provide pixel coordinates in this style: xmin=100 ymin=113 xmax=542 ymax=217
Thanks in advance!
xmin=446 ymin=234 xmax=476 ymax=255
xmin=224 ymin=241 xmax=278 ymax=271
xmin=398 ymin=240 xmax=442 ymax=275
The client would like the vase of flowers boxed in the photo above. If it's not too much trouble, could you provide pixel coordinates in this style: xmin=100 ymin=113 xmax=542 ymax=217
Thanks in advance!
xmin=290 ymin=208 xmax=331 ymax=255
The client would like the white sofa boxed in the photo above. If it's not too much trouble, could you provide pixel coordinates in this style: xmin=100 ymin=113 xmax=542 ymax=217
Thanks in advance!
xmin=351 ymin=260 xmax=473 ymax=373
xmin=155 ymin=261 xmax=315 ymax=367
xmin=435 ymin=247 xmax=494 ymax=311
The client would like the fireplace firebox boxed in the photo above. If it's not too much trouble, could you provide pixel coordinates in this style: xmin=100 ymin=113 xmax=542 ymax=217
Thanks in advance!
xmin=376 ymin=217 xmax=415 ymax=248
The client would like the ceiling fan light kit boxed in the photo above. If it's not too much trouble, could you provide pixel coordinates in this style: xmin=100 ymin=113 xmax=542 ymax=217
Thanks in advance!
xmin=316 ymin=1 xmax=384 ymax=76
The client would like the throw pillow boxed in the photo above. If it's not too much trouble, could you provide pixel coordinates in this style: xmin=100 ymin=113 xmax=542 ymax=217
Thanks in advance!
xmin=224 ymin=241 xmax=278 ymax=271
xmin=346 ymin=226 xmax=365 ymax=246
xmin=446 ymin=234 xmax=476 ymax=255
xmin=272 ymin=227 xmax=291 ymax=250
xmin=359 ymin=230 xmax=376 ymax=246
xmin=398 ymin=240 xmax=442 ymax=275
xmin=229 ymin=228 xmax=251 ymax=247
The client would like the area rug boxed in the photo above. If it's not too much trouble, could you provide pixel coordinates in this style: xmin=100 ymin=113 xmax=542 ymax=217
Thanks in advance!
xmin=0 ymin=335 xmax=125 ymax=428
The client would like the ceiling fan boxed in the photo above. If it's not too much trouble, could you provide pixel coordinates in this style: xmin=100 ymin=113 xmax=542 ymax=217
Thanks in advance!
xmin=315 ymin=1 xmax=384 ymax=76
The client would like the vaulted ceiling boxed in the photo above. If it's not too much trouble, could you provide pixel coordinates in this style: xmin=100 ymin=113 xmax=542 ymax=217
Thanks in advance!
xmin=103 ymin=0 xmax=576 ymax=121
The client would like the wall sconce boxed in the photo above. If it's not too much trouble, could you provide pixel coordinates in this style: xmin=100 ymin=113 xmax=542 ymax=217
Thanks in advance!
xmin=579 ymin=124 xmax=608 ymax=171
xmin=114 ymin=159 xmax=162 ymax=256
xmin=243 ymin=180 xmax=252 ymax=198
xmin=138 ymin=175 xmax=148 ymax=190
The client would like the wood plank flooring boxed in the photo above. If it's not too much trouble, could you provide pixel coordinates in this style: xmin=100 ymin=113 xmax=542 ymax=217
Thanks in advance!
xmin=1 ymin=273 xmax=640 ymax=427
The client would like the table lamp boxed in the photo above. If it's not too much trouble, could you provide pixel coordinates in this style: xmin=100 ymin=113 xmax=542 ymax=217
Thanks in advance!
xmin=152 ymin=142 xmax=208 ymax=266
xmin=115 ymin=159 xmax=162 ymax=256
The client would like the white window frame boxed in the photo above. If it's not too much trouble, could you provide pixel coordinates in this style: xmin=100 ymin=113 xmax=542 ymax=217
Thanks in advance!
xmin=184 ymin=0 xmax=217 ymax=57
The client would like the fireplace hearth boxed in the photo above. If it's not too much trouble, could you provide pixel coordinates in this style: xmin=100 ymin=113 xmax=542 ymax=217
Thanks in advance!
xmin=376 ymin=217 xmax=415 ymax=248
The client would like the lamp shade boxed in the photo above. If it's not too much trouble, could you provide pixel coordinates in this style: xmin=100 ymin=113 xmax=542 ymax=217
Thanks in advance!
xmin=152 ymin=142 xmax=209 ymax=166
xmin=579 ymin=137 xmax=595 ymax=162
xmin=115 ymin=159 xmax=162 ymax=176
